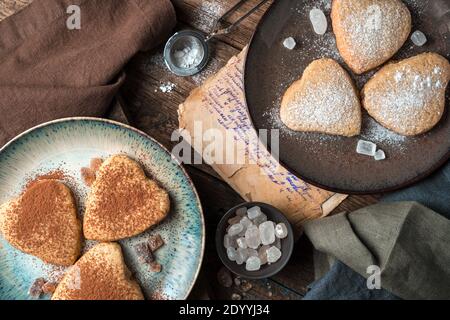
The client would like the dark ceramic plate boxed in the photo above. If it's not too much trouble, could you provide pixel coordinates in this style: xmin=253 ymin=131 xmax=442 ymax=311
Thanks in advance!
xmin=216 ymin=202 xmax=294 ymax=280
xmin=245 ymin=0 xmax=450 ymax=194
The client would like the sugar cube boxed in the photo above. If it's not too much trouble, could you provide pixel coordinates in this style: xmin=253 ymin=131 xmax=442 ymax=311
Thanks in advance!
xmin=356 ymin=139 xmax=377 ymax=156
xmin=228 ymin=223 xmax=244 ymax=237
xmin=411 ymin=30 xmax=427 ymax=46
xmin=247 ymin=206 xmax=262 ymax=220
xmin=374 ymin=149 xmax=386 ymax=161
xmin=245 ymin=256 xmax=261 ymax=271
xmin=245 ymin=225 xmax=261 ymax=249
xmin=283 ymin=37 xmax=296 ymax=50
xmin=275 ymin=223 xmax=288 ymax=239
xmin=309 ymin=8 xmax=327 ymax=35
xmin=266 ymin=246 xmax=282 ymax=264
xmin=259 ymin=221 xmax=276 ymax=245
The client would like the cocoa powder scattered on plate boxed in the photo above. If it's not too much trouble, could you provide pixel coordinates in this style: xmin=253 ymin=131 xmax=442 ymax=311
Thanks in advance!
xmin=25 ymin=170 xmax=66 ymax=190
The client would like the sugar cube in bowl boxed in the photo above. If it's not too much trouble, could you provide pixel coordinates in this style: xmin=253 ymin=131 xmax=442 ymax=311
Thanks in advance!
xmin=215 ymin=202 xmax=294 ymax=279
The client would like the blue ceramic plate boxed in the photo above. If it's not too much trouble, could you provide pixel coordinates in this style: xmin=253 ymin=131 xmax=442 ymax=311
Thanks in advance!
xmin=0 ymin=118 xmax=204 ymax=300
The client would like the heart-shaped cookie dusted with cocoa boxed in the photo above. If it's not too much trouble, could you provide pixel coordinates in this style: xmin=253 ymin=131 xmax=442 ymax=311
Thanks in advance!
xmin=52 ymin=243 xmax=144 ymax=300
xmin=0 ymin=180 xmax=81 ymax=266
xmin=331 ymin=0 xmax=411 ymax=74
xmin=280 ymin=58 xmax=362 ymax=137
xmin=83 ymin=155 xmax=170 ymax=241
xmin=362 ymin=52 xmax=450 ymax=136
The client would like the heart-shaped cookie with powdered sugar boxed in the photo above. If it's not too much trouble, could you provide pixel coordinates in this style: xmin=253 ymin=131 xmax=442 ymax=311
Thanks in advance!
xmin=52 ymin=243 xmax=144 ymax=300
xmin=83 ymin=155 xmax=170 ymax=241
xmin=0 ymin=180 xmax=81 ymax=266
xmin=280 ymin=58 xmax=362 ymax=137
xmin=362 ymin=52 xmax=450 ymax=136
xmin=331 ymin=0 xmax=411 ymax=74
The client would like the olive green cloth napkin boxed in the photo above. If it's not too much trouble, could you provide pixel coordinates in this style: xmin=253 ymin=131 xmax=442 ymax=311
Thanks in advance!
xmin=0 ymin=0 xmax=176 ymax=147
xmin=304 ymin=201 xmax=450 ymax=300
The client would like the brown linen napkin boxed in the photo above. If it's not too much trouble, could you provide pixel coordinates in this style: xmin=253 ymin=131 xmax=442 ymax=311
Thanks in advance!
xmin=0 ymin=0 xmax=176 ymax=146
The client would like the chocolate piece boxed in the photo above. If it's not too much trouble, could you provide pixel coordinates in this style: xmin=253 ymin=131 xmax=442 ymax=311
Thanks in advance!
xmin=148 ymin=234 xmax=165 ymax=252
xmin=42 ymin=282 xmax=57 ymax=294
xmin=134 ymin=242 xmax=155 ymax=264
xmin=81 ymin=167 xmax=96 ymax=187
xmin=28 ymin=278 xmax=46 ymax=299
xmin=90 ymin=158 xmax=104 ymax=173
xmin=149 ymin=262 xmax=162 ymax=273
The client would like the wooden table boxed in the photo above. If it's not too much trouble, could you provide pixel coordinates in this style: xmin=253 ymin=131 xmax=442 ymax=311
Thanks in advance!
xmin=121 ymin=0 xmax=380 ymax=300
xmin=1 ymin=0 xmax=379 ymax=300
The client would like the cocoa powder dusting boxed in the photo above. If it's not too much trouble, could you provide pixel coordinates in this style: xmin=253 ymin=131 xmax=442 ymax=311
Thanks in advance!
xmin=81 ymin=167 xmax=96 ymax=187
xmin=14 ymin=180 xmax=68 ymax=245
xmin=42 ymin=282 xmax=57 ymax=294
xmin=84 ymin=155 xmax=170 ymax=240
xmin=59 ymin=244 xmax=143 ymax=300
xmin=90 ymin=158 xmax=103 ymax=173
xmin=89 ymin=163 xmax=148 ymax=234
xmin=101 ymin=166 xmax=146 ymax=214
xmin=25 ymin=170 xmax=66 ymax=190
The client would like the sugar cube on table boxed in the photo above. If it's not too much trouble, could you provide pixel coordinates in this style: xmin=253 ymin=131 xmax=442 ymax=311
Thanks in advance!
xmin=266 ymin=246 xmax=282 ymax=264
xmin=247 ymin=206 xmax=262 ymax=220
xmin=309 ymin=8 xmax=328 ymax=35
xmin=356 ymin=139 xmax=377 ymax=156
xmin=283 ymin=37 xmax=296 ymax=50
xmin=374 ymin=149 xmax=386 ymax=161
xmin=411 ymin=30 xmax=427 ymax=46
xmin=245 ymin=256 xmax=262 ymax=271
xmin=245 ymin=225 xmax=262 ymax=249
xmin=275 ymin=223 xmax=288 ymax=239
xmin=259 ymin=221 xmax=275 ymax=245
xmin=228 ymin=223 xmax=244 ymax=237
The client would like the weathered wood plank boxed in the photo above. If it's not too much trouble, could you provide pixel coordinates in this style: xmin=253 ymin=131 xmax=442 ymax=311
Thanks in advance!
xmin=172 ymin=0 xmax=273 ymax=50
xmin=0 ymin=0 xmax=32 ymax=21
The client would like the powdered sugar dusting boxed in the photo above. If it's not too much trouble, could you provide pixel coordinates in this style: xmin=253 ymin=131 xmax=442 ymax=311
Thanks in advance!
xmin=301 ymin=31 xmax=341 ymax=62
xmin=191 ymin=58 xmax=223 ymax=85
xmin=360 ymin=117 xmax=407 ymax=147
xmin=191 ymin=0 xmax=226 ymax=32
xmin=283 ymin=65 xmax=358 ymax=130
xmin=364 ymin=58 xmax=448 ymax=134
xmin=159 ymin=82 xmax=176 ymax=93
xmin=299 ymin=0 xmax=332 ymax=13
xmin=403 ymin=0 xmax=426 ymax=16
xmin=338 ymin=0 xmax=410 ymax=67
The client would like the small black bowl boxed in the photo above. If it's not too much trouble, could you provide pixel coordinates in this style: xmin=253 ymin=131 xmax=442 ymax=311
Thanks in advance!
xmin=216 ymin=202 xmax=294 ymax=279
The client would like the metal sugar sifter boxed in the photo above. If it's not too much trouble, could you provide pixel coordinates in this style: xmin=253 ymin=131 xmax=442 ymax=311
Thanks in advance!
xmin=164 ymin=0 xmax=270 ymax=77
